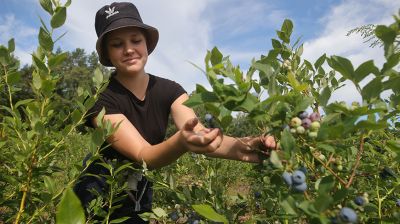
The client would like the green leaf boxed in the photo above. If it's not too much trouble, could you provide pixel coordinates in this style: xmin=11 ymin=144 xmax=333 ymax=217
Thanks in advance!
xmin=184 ymin=91 xmax=219 ymax=108
xmin=355 ymin=120 xmax=387 ymax=130
xmin=6 ymin=71 xmax=21 ymax=85
xmin=51 ymin=7 xmax=67 ymax=29
xmin=317 ymin=176 xmax=335 ymax=194
xmin=281 ymin=19 xmax=293 ymax=37
xmin=192 ymin=204 xmax=228 ymax=224
xmin=281 ymin=129 xmax=296 ymax=152
xmin=269 ymin=150 xmax=283 ymax=168
xmin=354 ymin=60 xmax=379 ymax=83
xmin=93 ymin=67 xmax=104 ymax=87
xmin=152 ymin=207 xmax=167 ymax=217
xmin=8 ymin=38 xmax=15 ymax=52
xmin=382 ymin=52 xmax=400 ymax=73
xmin=276 ymin=31 xmax=289 ymax=43
xmin=361 ymin=77 xmax=382 ymax=101
xmin=375 ymin=25 xmax=396 ymax=44
xmin=317 ymin=143 xmax=336 ymax=153
xmin=40 ymin=0 xmax=53 ymax=15
xmin=56 ymin=188 xmax=85 ymax=224
xmin=15 ymin=99 xmax=34 ymax=109
xmin=315 ymin=194 xmax=333 ymax=212
xmin=314 ymin=54 xmax=326 ymax=69
xmin=271 ymin=39 xmax=282 ymax=49
xmin=39 ymin=27 xmax=53 ymax=52
xmin=386 ymin=140 xmax=400 ymax=154
xmin=43 ymin=176 xmax=56 ymax=195
xmin=48 ymin=52 xmax=68 ymax=68
xmin=280 ymin=197 xmax=298 ymax=215
xmin=210 ymin=47 xmax=223 ymax=66
xmin=91 ymin=128 xmax=105 ymax=147
xmin=32 ymin=54 xmax=49 ymax=74
xmin=328 ymin=56 xmax=354 ymax=81
xmin=110 ymin=217 xmax=130 ymax=223
xmin=318 ymin=87 xmax=331 ymax=107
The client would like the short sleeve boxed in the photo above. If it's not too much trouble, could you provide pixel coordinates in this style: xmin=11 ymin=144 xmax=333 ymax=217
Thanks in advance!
xmin=166 ymin=80 xmax=187 ymax=106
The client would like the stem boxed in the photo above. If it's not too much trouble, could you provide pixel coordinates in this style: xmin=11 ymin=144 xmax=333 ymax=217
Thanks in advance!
xmin=14 ymin=149 xmax=37 ymax=224
xmin=376 ymin=178 xmax=382 ymax=220
xmin=345 ymin=134 xmax=365 ymax=188
xmin=311 ymin=152 xmax=347 ymax=186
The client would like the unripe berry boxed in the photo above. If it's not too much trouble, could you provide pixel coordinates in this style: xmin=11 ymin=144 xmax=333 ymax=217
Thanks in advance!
xmin=308 ymin=131 xmax=318 ymax=138
xmin=290 ymin=128 xmax=297 ymax=134
xmin=298 ymin=111 xmax=309 ymax=120
xmin=318 ymin=154 xmax=326 ymax=161
xmin=309 ymin=112 xmax=321 ymax=122
xmin=282 ymin=171 xmax=293 ymax=186
xmin=301 ymin=118 xmax=312 ymax=129
xmin=296 ymin=126 xmax=305 ymax=134
xmin=336 ymin=164 xmax=343 ymax=171
xmin=293 ymin=182 xmax=307 ymax=192
xmin=339 ymin=207 xmax=357 ymax=223
xmin=310 ymin=121 xmax=320 ymax=131
xmin=354 ymin=196 xmax=365 ymax=206
xmin=290 ymin=117 xmax=302 ymax=127
xmin=292 ymin=170 xmax=306 ymax=184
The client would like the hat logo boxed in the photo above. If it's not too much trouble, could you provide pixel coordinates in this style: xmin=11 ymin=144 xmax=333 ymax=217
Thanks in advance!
xmin=105 ymin=6 xmax=119 ymax=19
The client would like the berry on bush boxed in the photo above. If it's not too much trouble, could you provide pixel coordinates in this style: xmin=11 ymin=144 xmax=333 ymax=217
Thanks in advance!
xmin=298 ymin=111 xmax=309 ymax=119
xmin=296 ymin=126 xmax=305 ymax=134
xmin=301 ymin=118 xmax=312 ymax=129
xmin=396 ymin=199 xmax=400 ymax=207
xmin=299 ymin=166 xmax=307 ymax=175
xmin=169 ymin=211 xmax=179 ymax=221
xmin=282 ymin=171 xmax=293 ymax=186
xmin=205 ymin=113 xmax=213 ymax=123
xmin=290 ymin=117 xmax=302 ymax=127
xmin=292 ymin=170 xmax=306 ymax=184
xmin=354 ymin=196 xmax=365 ymax=206
xmin=308 ymin=131 xmax=318 ymax=138
xmin=339 ymin=207 xmax=357 ymax=223
xmin=309 ymin=112 xmax=321 ymax=122
xmin=293 ymin=182 xmax=307 ymax=192
xmin=310 ymin=121 xmax=320 ymax=131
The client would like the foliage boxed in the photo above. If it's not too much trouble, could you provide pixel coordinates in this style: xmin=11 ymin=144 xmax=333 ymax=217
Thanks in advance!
xmin=184 ymin=12 xmax=400 ymax=224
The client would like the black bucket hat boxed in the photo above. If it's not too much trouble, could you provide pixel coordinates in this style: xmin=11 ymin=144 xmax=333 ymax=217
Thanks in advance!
xmin=95 ymin=2 xmax=159 ymax=66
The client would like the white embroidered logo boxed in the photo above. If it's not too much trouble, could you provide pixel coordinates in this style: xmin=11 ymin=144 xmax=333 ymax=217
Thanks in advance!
xmin=105 ymin=6 xmax=119 ymax=19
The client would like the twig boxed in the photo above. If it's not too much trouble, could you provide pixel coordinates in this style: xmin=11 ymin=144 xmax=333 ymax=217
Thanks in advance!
xmin=345 ymin=134 xmax=365 ymax=188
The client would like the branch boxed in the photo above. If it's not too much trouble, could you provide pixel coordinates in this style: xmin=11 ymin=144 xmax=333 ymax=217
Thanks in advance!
xmin=345 ymin=134 xmax=365 ymax=188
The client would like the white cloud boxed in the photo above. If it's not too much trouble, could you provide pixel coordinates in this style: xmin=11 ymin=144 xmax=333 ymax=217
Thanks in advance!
xmin=302 ymin=0 xmax=400 ymax=104
xmin=0 ymin=13 xmax=37 ymax=65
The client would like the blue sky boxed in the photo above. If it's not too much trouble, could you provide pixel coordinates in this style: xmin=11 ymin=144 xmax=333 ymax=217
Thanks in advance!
xmin=1 ymin=0 xmax=399 ymax=104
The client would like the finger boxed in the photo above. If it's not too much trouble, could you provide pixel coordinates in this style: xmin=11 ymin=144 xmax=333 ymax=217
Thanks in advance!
xmin=239 ymin=152 xmax=261 ymax=163
xmin=264 ymin=136 xmax=277 ymax=148
xmin=188 ymin=128 xmax=220 ymax=146
xmin=182 ymin=117 xmax=198 ymax=132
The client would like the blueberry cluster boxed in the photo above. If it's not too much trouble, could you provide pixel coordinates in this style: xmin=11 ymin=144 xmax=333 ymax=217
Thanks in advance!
xmin=282 ymin=169 xmax=307 ymax=192
xmin=289 ymin=111 xmax=321 ymax=138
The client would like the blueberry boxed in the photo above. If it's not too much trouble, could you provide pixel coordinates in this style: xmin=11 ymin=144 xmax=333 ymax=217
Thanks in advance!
xmin=339 ymin=207 xmax=357 ymax=223
xmin=329 ymin=216 xmax=339 ymax=224
xmin=309 ymin=112 xmax=321 ymax=122
xmin=396 ymin=199 xmax=400 ymax=207
xmin=298 ymin=166 xmax=307 ymax=175
xmin=293 ymin=182 xmax=307 ymax=192
xmin=354 ymin=196 xmax=365 ymax=206
xmin=282 ymin=171 xmax=293 ymax=186
xmin=205 ymin=113 xmax=213 ymax=123
xmin=298 ymin=111 xmax=309 ymax=119
xmin=292 ymin=170 xmax=306 ymax=184
xmin=301 ymin=118 xmax=312 ymax=129
xmin=169 ymin=211 xmax=179 ymax=221
xmin=254 ymin=191 xmax=262 ymax=199
xmin=192 ymin=220 xmax=200 ymax=224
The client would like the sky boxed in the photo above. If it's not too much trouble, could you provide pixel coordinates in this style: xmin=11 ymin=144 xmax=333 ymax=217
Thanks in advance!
xmin=1 ymin=0 xmax=399 ymax=104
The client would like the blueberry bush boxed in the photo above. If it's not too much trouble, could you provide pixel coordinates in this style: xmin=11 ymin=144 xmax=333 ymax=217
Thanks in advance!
xmin=182 ymin=13 xmax=400 ymax=224
xmin=1 ymin=1 xmax=399 ymax=223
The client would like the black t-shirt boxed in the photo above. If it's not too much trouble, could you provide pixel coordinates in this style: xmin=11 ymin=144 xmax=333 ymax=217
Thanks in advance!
xmin=80 ymin=73 xmax=186 ymax=215
xmin=86 ymin=73 xmax=186 ymax=159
